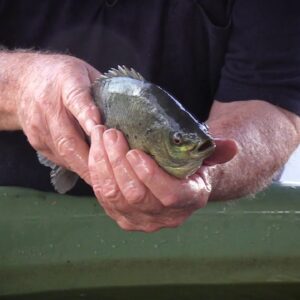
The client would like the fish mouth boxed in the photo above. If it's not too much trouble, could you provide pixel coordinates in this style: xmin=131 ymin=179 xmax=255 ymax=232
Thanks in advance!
xmin=189 ymin=140 xmax=216 ymax=159
xmin=162 ymin=141 xmax=215 ymax=178
xmin=163 ymin=161 xmax=204 ymax=179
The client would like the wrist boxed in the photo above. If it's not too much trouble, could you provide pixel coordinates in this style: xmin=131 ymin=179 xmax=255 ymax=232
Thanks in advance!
xmin=0 ymin=51 xmax=75 ymax=131
xmin=0 ymin=51 xmax=28 ymax=130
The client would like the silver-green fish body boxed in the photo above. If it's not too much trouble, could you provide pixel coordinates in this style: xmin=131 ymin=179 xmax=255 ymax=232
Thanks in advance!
xmin=92 ymin=66 xmax=215 ymax=179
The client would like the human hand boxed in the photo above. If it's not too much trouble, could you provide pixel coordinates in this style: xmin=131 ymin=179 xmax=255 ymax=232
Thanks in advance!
xmin=89 ymin=125 xmax=237 ymax=232
xmin=16 ymin=53 xmax=101 ymax=184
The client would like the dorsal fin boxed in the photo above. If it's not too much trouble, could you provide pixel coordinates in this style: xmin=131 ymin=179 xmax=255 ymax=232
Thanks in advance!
xmin=99 ymin=65 xmax=145 ymax=81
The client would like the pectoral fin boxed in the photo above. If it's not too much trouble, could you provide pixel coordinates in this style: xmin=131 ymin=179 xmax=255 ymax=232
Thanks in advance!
xmin=37 ymin=151 xmax=57 ymax=169
xmin=37 ymin=151 xmax=78 ymax=194
xmin=50 ymin=166 xmax=79 ymax=194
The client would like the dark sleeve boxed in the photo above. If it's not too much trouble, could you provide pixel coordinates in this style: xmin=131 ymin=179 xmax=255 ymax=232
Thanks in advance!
xmin=215 ymin=0 xmax=300 ymax=116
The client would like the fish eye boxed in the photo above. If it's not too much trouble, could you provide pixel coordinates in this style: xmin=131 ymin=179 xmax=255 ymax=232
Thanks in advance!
xmin=172 ymin=132 xmax=183 ymax=145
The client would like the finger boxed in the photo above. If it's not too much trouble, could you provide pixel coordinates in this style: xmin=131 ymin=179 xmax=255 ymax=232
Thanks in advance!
xmin=103 ymin=129 xmax=162 ymax=210
xmin=204 ymin=138 xmax=238 ymax=166
xmin=103 ymin=129 xmax=147 ymax=204
xmin=127 ymin=150 xmax=209 ymax=208
xmin=89 ymin=125 xmax=122 ymax=204
xmin=62 ymin=66 xmax=101 ymax=135
xmin=49 ymin=109 xmax=91 ymax=185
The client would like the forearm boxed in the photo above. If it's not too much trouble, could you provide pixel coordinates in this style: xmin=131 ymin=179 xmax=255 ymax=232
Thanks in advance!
xmin=0 ymin=50 xmax=44 ymax=131
xmin=0 ymin=50 xmax=81 ymax=131
xmin=0 ymin=51 xmax=25 ymax=130
xmin=207 ymin=100 xmax=300 ymax=201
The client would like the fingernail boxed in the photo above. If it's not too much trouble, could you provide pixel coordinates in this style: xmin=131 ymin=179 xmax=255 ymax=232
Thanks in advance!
xmin=85 ymin=119 xmax=96 ymax=134
xmin=104 ymin=129 xmax=118 ymax=145
xmin=127 ymin=150 xmax=142 ymax=165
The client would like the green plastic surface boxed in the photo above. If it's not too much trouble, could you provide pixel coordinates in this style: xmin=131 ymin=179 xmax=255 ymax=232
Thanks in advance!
xmin=0 ymin=185 xmax=300 ymax=299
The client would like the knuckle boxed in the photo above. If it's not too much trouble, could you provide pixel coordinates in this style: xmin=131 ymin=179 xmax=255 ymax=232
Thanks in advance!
xmin=103 ymin=188 xmax=120 ymax=201
xmin=26 ymin=113 xmax=44 ymax=136
xmin=161 ymin=194 xmax=179 ymax=207
xmin=100 ymin=179 xmax=120 ymax=201
xmin=91 ymin=150 xmax=105 ymax=165
xmin=64 ymin=86 xmax=86 ymax=108
xmin=55 ymin=136 xmax=76 ymax=158
xmin=124 ymin=185 xmax=146 ymax=205
xmin=77 ymin=102 xmax=97 ymax=119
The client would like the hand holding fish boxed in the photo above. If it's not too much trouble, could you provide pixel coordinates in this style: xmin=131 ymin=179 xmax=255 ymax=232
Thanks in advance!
xmin=26 ymin=63 xmax=236 ymax=231
xmin=37 ymin=65 xmax=233 ymax=194
xmin=85 ymin=66 xmax=236 ymax=231
xmin=88 ymin=125 xmax=236 ymax=232
xmin=14 ymin=53 xmax=101 ymax=186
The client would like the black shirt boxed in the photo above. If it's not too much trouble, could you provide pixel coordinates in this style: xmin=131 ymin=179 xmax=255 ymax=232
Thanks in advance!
xmin=0 ymin=0 xmax=299 ymax=194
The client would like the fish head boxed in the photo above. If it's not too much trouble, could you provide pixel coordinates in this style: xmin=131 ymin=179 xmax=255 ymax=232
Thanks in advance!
xmin=159 ymin=123 xmax=215 ymax=178
xmin=140 ymin=83 xmax=216 ymax=179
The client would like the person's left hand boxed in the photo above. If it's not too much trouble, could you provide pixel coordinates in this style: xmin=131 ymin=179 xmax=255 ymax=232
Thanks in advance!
xmin=89 ymin=125 xmax=237 ymax=232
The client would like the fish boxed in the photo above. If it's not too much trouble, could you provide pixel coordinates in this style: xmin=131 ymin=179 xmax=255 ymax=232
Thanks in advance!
xmin=38 ymin=66 xmax=215 ymax=194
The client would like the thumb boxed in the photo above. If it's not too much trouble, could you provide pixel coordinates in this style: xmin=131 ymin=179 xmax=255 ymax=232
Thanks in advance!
xmin=62 ymin=69 xmax=101 ymax=135
xmin=204 ymin=138 xmax=238 ymax=166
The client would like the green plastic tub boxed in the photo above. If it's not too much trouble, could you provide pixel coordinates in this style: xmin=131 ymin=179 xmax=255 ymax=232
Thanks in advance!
xmin=0 ymin=185 xmax=300 ymax=299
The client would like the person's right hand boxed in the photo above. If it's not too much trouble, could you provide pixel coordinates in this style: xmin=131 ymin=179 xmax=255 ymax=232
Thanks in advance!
xmin=88 ymin=125 xmax=237 ymax=232
xmin=16 ymin=53 xmax=101 ymax=184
